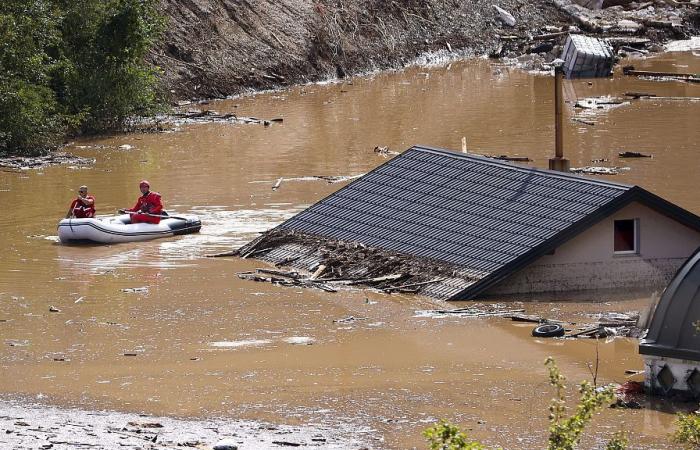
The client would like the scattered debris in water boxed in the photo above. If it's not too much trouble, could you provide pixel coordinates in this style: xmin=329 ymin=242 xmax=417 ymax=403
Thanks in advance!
xmin=562 ymin=311 xmax=641 ymax=339
xmin=169 ymin=109 xmax=284 ymax=126
xmin=414 ymin=305 xmax=525 ymax=318
xmin=0 ymin=152 xmax=95 ymax=170
xmin=570 ymin=166 xmax=630 ymax=175
xmin=373 ymin=145 xmax=400 ymax=157
xmin=282 ymin=336 xmax=315 ymax=345
xmin=209 ymin=339 xmax=273 ymax=348
xmin=574 ymin=96 xmax=626 ymax=109
xmin=120 ymin=287 xmax=149 ymax=294
xmin=269 ymin=174 xmax=365 ymax=191
xmin=333 ymin=316 xmax=367 ymax=324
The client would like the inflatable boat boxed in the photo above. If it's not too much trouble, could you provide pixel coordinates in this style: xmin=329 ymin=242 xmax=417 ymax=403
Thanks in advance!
xmin=58 ymin=213 xmax=201 ymax=244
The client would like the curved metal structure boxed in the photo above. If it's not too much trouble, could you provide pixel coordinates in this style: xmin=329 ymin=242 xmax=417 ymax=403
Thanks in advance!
xmin=640 ymin=247 xmax=700 ymax=361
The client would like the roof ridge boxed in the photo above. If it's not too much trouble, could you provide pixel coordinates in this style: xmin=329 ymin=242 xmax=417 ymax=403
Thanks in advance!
xmin=411 ymin=145 xmax=634 ymax=191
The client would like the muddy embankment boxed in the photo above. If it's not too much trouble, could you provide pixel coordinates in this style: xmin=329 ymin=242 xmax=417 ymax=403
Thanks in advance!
xmin=152 ymin=0 xmax=700 ymax=101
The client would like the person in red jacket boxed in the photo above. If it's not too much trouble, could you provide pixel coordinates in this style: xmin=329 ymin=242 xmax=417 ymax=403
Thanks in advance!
xmin=119 ymin=180 xmax=163 ymax=224
xmin=65 ymin=185 xmax=96 ymax=218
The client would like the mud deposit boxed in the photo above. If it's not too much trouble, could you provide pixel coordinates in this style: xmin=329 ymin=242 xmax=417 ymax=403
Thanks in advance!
xmin=1 ymin=52 xmax=699 ymax=448
xmin=0 ymin=399 xmax=369 ymax=449
xmin=154 ymin=0 xmax=699 ymax=99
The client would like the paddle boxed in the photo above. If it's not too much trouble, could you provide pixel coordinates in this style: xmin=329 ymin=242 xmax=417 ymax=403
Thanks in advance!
xmin=119 ymin=210 xmax=192 ymax=221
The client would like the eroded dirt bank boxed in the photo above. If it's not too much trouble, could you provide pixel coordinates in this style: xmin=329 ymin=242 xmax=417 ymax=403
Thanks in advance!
xmin=152 ymin=0 xmax=699 ymax=100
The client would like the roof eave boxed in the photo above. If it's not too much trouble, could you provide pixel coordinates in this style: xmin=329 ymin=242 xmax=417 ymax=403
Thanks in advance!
xmin=451 ymin=186 xmax=700 ymax=300
xmin=631 ymin=186 xmax=700 ymax=232
xmin=639 ymin=342 xmax=700 ymax=362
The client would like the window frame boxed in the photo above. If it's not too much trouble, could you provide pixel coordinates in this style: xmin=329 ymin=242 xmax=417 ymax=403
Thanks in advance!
xmin=613 ymin=218 xmax=639 ymax=255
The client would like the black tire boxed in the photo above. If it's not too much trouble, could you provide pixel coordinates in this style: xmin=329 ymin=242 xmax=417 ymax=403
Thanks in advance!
xmin=532 ymin=323 xmax=565 ymax=338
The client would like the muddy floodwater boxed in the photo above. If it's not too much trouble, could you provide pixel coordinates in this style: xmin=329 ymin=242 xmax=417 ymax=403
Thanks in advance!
xmin=1 ymin=50 xmax=699 ymax=449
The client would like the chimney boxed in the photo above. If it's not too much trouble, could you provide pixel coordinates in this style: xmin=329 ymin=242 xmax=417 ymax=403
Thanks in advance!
xmin=549 ymin=65 xmax=570 ymax=172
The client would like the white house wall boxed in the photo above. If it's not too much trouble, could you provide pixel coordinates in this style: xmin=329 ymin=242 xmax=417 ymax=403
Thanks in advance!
xmin=642 ymin=355 xmax=700 ymax=394
xmin=485 ymin=201 xmax=700 ymax=295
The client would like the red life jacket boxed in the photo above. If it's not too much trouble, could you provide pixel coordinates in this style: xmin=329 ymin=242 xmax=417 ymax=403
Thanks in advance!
xmin=69 ymin=195 xmax=95 ymax=218
xmin=127 ymin=191 xmax=162 ymax=224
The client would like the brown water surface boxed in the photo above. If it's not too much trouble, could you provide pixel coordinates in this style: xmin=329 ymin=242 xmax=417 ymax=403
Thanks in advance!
xmin=1 ymin=51 xmax=699 ymax=448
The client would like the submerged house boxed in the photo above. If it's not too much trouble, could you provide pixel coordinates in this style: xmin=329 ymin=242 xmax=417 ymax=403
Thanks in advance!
xmin=244 ymin=145 xmax=700 ymax=299
xmin=639 ymin=247 xmax=700 ymax=397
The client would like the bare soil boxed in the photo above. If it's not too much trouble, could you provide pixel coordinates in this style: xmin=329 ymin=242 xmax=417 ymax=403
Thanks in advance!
xmin=151 ymin=0 xmax=700 ymax=100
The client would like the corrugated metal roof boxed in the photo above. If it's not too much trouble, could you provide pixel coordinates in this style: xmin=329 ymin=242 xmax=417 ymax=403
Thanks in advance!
xmin=640 ymin=246 xmax=700 ymax=361
xmin=266 ymin=145 xmax=700 ymax=299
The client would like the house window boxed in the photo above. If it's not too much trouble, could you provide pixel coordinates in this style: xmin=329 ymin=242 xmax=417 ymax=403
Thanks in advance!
xmin=614 ymin=219 xmax=638 ymax=253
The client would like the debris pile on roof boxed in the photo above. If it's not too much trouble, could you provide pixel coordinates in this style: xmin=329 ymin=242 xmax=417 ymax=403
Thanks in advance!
xmin=239 ymin=229 xmax=478 ymax=299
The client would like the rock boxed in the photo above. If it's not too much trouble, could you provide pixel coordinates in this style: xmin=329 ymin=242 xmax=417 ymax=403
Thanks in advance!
xmin=49 ymin=306 xmax=61 ymax=313
xmin=213 ymin=438 xmax=239 ymax=450
xmin=492 ymin=5 xmax=516 ymax=27
xmin=573 ymin=0 xmax=603 ymax=8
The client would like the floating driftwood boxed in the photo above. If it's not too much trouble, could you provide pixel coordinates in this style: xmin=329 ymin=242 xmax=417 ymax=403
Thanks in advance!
xmin=237 ymin=269 xmax=338 ymax=292
xmin=622 ymin=66 xmax=700 ymax=83
xmin=510 ymin=313 xmax=544 ymax=323
xmin=625 ymin=92 xmax=656 ymax=99
xmin=268 ymin=174 xmax=365 ymax=191
xmin=206 ymin=249 xmax=240 ymax=258
xmin=619 ymin=151 xmax=652 ymax=158
xmin=485 ymin=154 xmax=532 ymax=162
xmin=573 ymin=117 xmax=595 ymax=126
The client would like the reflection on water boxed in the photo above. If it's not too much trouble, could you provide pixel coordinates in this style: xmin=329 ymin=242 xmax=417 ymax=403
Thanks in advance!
xmin=0 ymin=52 xmax=698 ymax=448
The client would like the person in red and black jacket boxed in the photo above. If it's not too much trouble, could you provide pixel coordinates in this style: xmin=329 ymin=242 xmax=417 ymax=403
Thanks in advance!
xmin=119 ymin=180 xmax=163 ymax=224
xmin=65 ymin=185 xmax=95 ymax=218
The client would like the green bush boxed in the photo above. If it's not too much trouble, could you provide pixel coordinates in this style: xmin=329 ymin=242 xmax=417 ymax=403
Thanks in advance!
xmin=0 ymin=1 xmax=65 ymax=154
xmin=545 ymin=356 xmax=620 ymax=450
xmin=423 ymin=420 xmax=488 ymax=450
xmin=61 ymin=0 xmax=165 ymax=132
xmin=0 ymin=0 xmax=164 ymax=155
xmin=672 ymin=412 xmax=700 ymax=449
